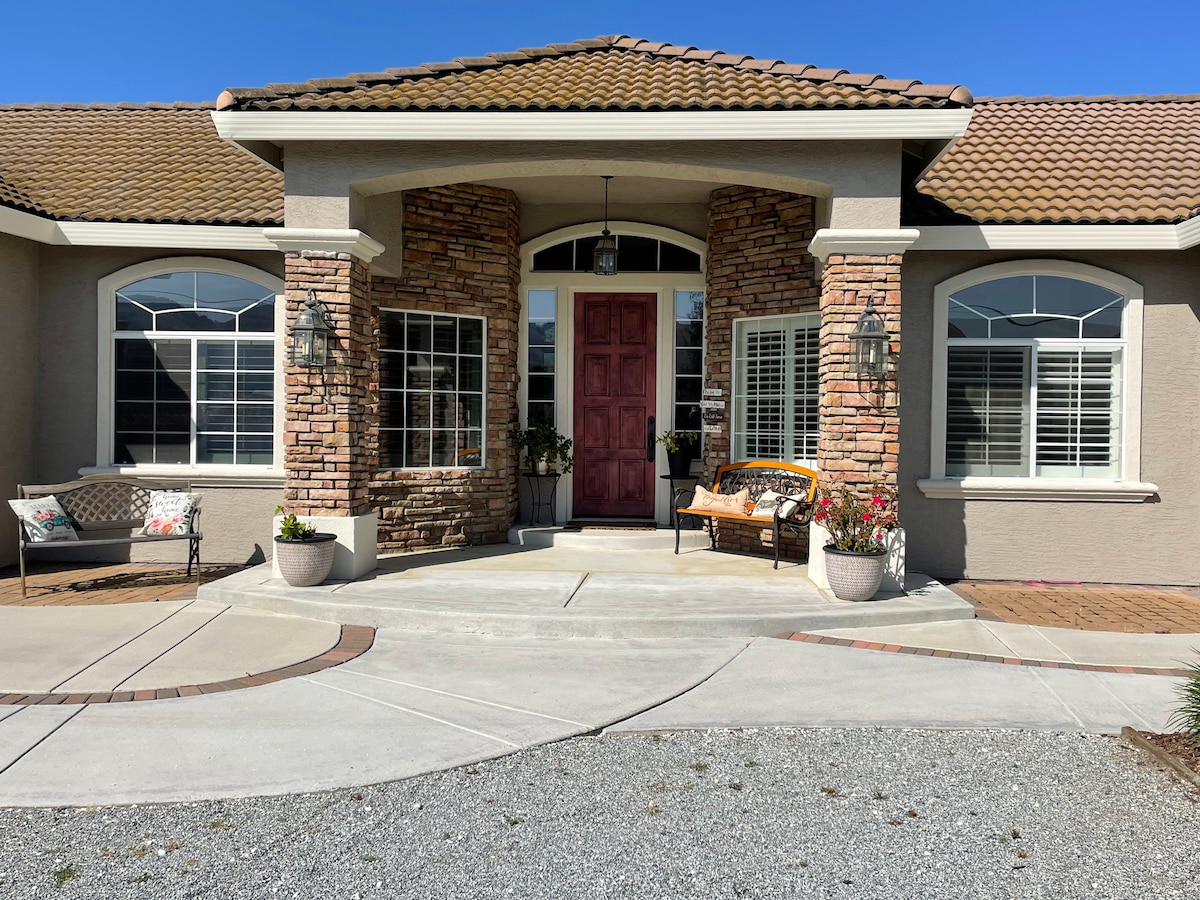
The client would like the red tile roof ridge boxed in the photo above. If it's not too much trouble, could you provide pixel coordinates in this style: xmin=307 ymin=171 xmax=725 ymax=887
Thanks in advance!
xmin=978 ymin=93 xmax=1200 ymax=105
xmin=217 ymin=35 xmax=973 ymax=109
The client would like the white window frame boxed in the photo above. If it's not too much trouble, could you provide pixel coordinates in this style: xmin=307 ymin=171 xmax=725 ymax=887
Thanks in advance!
xmin=731 ymin=311 xmax=821 ymax=468
xmin=92 ymin=257 xmax=284 ymax=481
xmin=920 ymin=259 xmax=1156 ymax=502
xmin=377 ymin=308 xmax=488 ymax=472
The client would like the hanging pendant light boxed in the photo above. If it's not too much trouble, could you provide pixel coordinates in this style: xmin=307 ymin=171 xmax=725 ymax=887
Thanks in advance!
xmin=592 ymin=175 xmax=618 ymax=276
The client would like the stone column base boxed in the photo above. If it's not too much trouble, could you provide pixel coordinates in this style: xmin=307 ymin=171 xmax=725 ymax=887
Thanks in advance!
xmin=808 ymin=522 xmax=906 ymax=593
xmin=272 ymin=513 xmax=378 ymax=582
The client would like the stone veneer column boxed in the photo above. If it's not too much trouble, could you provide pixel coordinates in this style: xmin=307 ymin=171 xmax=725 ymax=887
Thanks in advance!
xmin=808 ymin=230 xmax=918 ymax=592
xmin=265 ymin=227 xmax=386 ymax=580
xmin=369 ymin=184 xmax=521 ymax=551
xmin=815 ymin=253 xmax=903 ymax=493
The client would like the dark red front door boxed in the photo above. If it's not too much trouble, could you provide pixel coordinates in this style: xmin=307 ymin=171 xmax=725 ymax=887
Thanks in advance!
xmin=573 ymin=293 xmax=657 ymax=518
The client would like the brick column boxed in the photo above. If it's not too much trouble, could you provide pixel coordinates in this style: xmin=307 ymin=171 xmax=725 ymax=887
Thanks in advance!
xmin=265 ymin=227 xmax=386 ymax=580
xmin=283 ymin=250 xmax=375 ymax=515
xmin=816 ymin=253 xmax=902 ymax=494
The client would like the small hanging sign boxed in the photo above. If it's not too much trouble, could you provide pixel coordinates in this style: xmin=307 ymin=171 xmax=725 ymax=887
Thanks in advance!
xmin=703 ymin=424 xmax=722 ymax=434
xmin=700 ymin=400 xmax=725 ymax=409
xmin=703 ymin=388 xmax=723 ymax=398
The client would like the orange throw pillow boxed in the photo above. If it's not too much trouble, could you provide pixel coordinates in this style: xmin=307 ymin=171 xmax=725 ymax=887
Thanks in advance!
xmin=691 ymin=485 xmax=750 ymax=514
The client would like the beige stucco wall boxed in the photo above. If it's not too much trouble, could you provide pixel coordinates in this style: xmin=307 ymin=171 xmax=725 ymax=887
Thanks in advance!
xmin=281 ymin=139 xmax=905 ymax=233
xmin=901 ymin=249 xmax=1200 ymax=585
xmin=28 ymin=246 xmax=286 ymax=565
xmin=0 ymin=233 xmax=40 ymax=566
xmin=520 ymin=202 xmax=709 ymax=243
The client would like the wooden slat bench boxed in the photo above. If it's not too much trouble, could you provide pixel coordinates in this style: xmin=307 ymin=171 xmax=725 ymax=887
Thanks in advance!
xmin=15 ymin=479 xmax=201 ymax=598
xmin=674 ymin=461 xmax=818 ymax=569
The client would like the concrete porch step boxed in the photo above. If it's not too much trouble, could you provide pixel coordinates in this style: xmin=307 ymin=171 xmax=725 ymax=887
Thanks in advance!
xmin=199 ymin=545 xmax=975 ymax=639
xmin=509 ymin=525 xmax=711 ymax=551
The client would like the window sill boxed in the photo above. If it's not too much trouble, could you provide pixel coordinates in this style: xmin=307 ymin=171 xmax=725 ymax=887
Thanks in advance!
xmin=79 ymin=465 xmax=285 ymax=488
xmin=916 ymin=477 xmax=1159 ymax=502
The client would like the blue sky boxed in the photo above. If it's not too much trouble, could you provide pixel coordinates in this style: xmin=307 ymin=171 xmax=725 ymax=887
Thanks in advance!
xmin=3 ymin=0 xmax=1197 ymax=104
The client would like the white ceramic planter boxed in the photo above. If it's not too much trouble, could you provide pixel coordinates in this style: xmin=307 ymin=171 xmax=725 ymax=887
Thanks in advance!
xmin=822 ymin=546 xmax=887 ymax=602
xmin=274 ymin=534 xmax=337 ymax=587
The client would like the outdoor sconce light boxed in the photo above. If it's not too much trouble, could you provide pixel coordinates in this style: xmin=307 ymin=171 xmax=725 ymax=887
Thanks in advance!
xmin=290 ymin=289 xmax=331 ymax=367
xmin=849 ymin=300 xmax=889 ymax=378
xmin=592 ymin=175 xmax=618 ymax=276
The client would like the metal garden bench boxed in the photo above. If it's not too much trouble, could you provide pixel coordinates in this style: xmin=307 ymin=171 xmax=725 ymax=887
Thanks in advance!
xmin=674 ymin=461 xmax=818 ymax=569
xmin=15 ymin=478 xmax=201 ymax=598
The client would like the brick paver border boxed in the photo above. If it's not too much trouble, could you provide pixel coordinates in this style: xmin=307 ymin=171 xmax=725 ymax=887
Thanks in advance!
xmin=0 ymin=624 xmax=376 ymax=706
xmin=772 ymin=631 xmax=1192 ymax=677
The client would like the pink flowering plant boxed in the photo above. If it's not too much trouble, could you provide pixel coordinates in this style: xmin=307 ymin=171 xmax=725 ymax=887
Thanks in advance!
xmin=812 ymin=482 xmax=898 ymax=553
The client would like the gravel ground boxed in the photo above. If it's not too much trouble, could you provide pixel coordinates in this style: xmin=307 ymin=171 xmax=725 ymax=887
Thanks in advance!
xmin=1 ymin=728 xmax=1197 ymax=899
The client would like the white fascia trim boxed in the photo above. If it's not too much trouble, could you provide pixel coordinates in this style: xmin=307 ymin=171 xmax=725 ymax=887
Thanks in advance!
xmin=808 ymin=228 xmax=921 ymax=262
xmin=0 ymin=205 xmax=60 ymax=243
xmin=212 ymin=109 xmax=974 ymax=142
xmin=0 ymin=206 xmax=278 ymax=250
xmin=916 ymin=478 xmax=1159 ymax=502
xmin=910 ymin=223 xmax=1192 ymax=251
xmin=57 ymin=222 xmax=277 ymax=250
xmin=263 ymin=227 xmax=385 ymax=262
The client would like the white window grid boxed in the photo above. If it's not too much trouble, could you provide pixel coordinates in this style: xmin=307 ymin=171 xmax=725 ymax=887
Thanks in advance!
xmin=673 ymin=290 xmax=705 ymax=449
xmin=378 ymin=309 xmax=487 ymax=470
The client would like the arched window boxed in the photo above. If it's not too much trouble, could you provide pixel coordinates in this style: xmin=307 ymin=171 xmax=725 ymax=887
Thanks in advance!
xmin=100 ymin=260 xmax=281 ymax=469
xmin=930 ymin=261 xmax=1144 ymax=487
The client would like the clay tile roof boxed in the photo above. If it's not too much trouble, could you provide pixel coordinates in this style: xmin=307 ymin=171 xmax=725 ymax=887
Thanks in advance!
xmin=912 ymin=95 xmax=1200 ymax=225
xmin=218 ymin=35 xmax=973 ymax=112
xmin=0 ymin=105 xmax=282 ymax=225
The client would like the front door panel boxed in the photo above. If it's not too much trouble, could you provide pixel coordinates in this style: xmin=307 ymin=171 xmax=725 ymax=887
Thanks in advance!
xmin=573 ymin=293 xmax=657 ymax=517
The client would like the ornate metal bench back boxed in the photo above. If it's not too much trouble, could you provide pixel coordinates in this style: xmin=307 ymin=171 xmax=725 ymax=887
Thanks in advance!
xmin=19 ymin=480 xmax=161 ymax=531
xmin=717 ymin=466 xmax=814 ymax=504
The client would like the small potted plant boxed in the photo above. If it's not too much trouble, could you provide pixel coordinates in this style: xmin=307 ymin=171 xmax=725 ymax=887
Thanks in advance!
xmin=656 ymin=430 xmax=698 ymax=478
xmin=273 ymin=506 xmax=337 ymax=587
xmin=514 ymin=424 xmax=574 ymax=475
xmin=812 ymin=483 xmax=898 ymax=602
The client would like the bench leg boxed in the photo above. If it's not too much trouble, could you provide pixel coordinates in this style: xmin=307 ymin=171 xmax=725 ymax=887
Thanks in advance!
xmin=708 ymin=516 xmax=717 ymax=552
xmin=674 ymin=513 xmax=681 ymax=555
xmin=187 ymin=538 xmax=201 ymax=586
xmin=18 ymin=545 xmax=26 ymax=599
xmin=773 ymin=517 xmax=780 ymax=570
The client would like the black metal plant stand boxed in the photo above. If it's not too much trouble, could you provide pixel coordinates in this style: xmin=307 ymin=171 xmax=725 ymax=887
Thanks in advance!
xmin=522 ymin=471 xmax=562 ymax=526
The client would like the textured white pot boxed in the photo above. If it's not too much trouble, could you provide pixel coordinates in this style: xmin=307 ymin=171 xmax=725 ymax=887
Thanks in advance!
xmin=274 ymin=534 xmax=337 ymax=587
xmin=822 ymin=546 xmax=887 ymax=602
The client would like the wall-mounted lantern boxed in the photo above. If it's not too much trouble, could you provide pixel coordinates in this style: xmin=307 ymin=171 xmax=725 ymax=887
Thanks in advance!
xmin=849 ymin=300 xmax=889 ymax=378
xmin=592 ymin=175 xmax=618 ymax=276
xmin=290 ymin=289 xmax=331 ymax=367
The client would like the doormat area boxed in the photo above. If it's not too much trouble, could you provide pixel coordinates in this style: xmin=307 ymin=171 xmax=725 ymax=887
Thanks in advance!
xmin=563 ymin=520 xmax=658 ymax=531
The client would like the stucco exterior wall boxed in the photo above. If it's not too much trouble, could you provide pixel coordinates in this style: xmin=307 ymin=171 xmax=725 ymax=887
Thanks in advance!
xmin=282 ymin=139 xmax=905 ymax=233
xmin=901 ymin=249 xmax=1200 ymax=585
xmin=0 ymin=234 xmax=40 ymax=567
xmin=28 ymin=246 xmax=285 ymax=565
xmin=520 ymin=202 xmax=709 ymax=243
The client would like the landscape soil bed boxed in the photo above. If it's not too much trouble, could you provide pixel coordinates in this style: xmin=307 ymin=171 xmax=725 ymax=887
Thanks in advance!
xmin=1141 ymin=731 xmax=1200 ymax=775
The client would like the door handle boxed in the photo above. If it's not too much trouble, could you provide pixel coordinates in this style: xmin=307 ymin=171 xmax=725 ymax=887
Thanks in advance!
xmin=647 ymin=415 xmax=655 ymax=462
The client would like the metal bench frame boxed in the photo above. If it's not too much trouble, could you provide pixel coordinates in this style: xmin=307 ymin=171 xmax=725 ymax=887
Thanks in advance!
xmin=674 ymin=461 xmax=817 ymax=569
xmin=16 ymin=478 xmax=202 ymax=598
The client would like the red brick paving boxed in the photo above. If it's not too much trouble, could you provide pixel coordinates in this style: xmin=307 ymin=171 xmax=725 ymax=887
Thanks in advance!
xmin=947 ymin=580 xmax=1200 ymax=634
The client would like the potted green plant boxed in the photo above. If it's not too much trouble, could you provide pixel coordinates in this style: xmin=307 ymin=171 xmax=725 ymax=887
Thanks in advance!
xmin=656 ymin=430 xmax=698 ymax=478
xmin=812 ymin=483 xmax=898 ymax=602
xmin=514 ymin=424 xmax=574 ymax=475
xmin=273 ymin=506 xmax=337 ymax=587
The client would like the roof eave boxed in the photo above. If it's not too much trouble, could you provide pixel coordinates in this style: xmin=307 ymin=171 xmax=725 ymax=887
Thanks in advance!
xmin=210 ymin=107 xmax=974 ymax=144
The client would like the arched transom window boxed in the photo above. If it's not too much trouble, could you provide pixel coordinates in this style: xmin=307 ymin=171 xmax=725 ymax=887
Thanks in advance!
xmin=944 ymin=273 xmax=1126 ymax=479
xmin=111 ymin=269 xmax=277 ymax=466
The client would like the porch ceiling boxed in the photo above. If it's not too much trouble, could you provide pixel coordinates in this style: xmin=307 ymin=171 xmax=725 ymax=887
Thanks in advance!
xmin=474 ymin=174 xmax=726 ymax=205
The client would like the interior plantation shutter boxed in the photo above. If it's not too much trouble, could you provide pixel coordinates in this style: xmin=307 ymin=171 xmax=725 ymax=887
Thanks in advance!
xmin=1034 ymin=349 xmax=1121 ymax=477
xmin=791 ymin=323 xmax=819 ymax=463
xmin=741 ymin=327 xmax=786 ymax=459
xmin=945 ymin=347 xmax=1029 ymax=476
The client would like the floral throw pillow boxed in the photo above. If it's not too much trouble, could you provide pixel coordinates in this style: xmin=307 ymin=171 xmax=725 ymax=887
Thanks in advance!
xmin=8 ymin=497 xmax=79 ymax=542
xmin=749 ymin=490 xmax=801 ymax=520
xmin=140 ymin=491 xmax=202 ymax=536
xmin=691 ymin=485 xmax=750 ymax=515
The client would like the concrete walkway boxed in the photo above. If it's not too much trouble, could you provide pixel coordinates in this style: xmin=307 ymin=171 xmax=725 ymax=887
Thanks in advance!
xmin=0 ymin=621 xmax=1190 ymax=807
xmin=0 ymin=600 xmax=341 ymax=694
